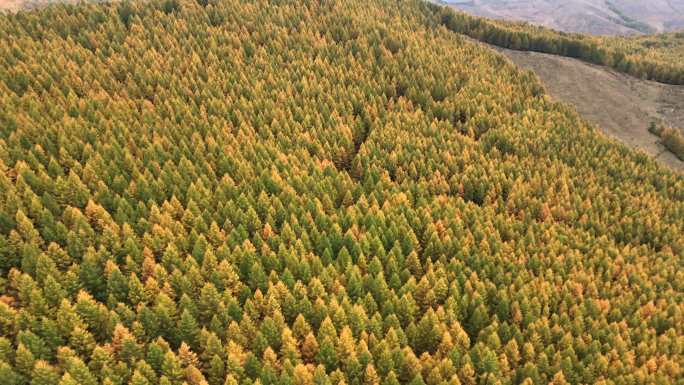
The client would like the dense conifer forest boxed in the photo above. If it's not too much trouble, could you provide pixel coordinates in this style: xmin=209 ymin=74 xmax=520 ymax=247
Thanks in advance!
xmin=1 ymin=1 xmax=684 ymax=385
xmin=433 ymin=4 xmax=684 ymax=85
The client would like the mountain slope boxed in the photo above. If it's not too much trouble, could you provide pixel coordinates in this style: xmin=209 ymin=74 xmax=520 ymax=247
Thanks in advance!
xmin=442 ymin=0 xmax=684 ymax=35
xmin=434 ymin=4 xmax=684 ymax=84
xmin=1 ymin=1 xmax=683 ymax=385
xmin=491 ymin=45 xmax=684 ymax=171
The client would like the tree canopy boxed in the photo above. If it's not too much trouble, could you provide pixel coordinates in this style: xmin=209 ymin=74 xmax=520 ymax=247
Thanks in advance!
xmin=0 ymin=0 xmax=683 ymax=385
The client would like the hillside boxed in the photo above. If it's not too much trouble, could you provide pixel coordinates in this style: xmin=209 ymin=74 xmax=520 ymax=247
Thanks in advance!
xmin=434 ymin=4 xmax=684 ymax=85
xmin=442 ymin=0 xmax=684 ymax=35
xmin=0 ymin=0 xmax=70 ymax=12
xmin=1 ymin=1 xmax=684 ymax=385
xmin=431 ymin=3 xmax=684 ymax=164
xmin=492 ymin=45 xmax=684 ymax=171
xmin=601 ymin=31 xmax=684 ymax=75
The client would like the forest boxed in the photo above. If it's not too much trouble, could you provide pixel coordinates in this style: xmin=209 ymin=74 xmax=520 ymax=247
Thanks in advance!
xmin=0 ymin=0 xmax=684 ymax=385
xmin=433 ymin=3 xmax=684 ymax=85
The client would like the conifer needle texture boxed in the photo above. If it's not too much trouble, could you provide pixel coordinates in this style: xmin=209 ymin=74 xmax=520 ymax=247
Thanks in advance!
xmin=0 ymin=1 xmax=683 ymax=385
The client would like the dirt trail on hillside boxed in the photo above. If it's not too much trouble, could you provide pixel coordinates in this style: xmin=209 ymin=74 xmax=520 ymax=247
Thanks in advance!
xmin=492 ymin=46 xmax=684 ymax=172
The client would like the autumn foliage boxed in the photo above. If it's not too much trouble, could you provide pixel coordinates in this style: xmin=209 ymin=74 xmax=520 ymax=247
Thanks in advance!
xmin=0 ymin=1 xmax=683 ymax=385
xmin=433 ymin=3 xmax=684 ymax=85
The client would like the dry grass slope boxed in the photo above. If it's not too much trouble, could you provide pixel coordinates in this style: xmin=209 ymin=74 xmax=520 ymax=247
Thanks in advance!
xmin=491 ymin=45 xmax=684 ymax=171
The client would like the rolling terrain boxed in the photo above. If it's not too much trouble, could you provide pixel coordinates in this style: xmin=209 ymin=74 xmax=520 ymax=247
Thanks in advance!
xmin=432 ymin=3 xmax=684 ymax=170
xmin=491 ymin=45 xmax=684 ymax=171
xmin=443 ymin=0 xmax=684 ymax=35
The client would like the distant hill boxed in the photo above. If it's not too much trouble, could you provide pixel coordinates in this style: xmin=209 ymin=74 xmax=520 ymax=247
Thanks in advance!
xmin=442 ymin=0 xmax=684 ymax=35
xmin=0 ymin=0 xmax=75 ymax=12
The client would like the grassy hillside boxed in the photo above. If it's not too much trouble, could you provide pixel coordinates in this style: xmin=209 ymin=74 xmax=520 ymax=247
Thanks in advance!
xmin=490 ymin=46 xmax=684 ymax=172
xmin=1 ymin=1 xmax=684 ymax=385
xmin=433 ymin=3 xmax=684 ymax=85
